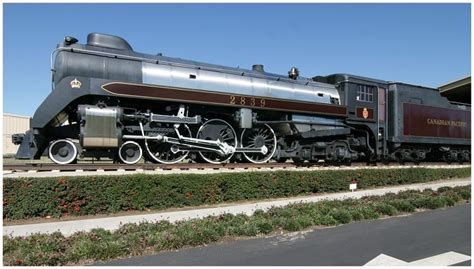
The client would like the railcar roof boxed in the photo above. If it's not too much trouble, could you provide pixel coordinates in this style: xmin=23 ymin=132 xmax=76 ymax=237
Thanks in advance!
xmin=328 ymin=73 xmax=388 ymax=85
xmin=387 ymin=81 xmax=439 ymax=91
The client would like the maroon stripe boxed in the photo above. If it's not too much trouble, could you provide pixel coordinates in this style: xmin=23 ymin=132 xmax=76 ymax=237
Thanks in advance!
xmin=102 ymin=82 xmax=348 ymax=116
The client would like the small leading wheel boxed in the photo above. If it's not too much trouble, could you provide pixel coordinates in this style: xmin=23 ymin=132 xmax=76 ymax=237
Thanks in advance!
xmin=240 ymin=124 xmax=277 ymax=163
xmin=49 ymin=139 xmax=78 ymax=164
xmin=197 ymin=119 xmax=237 ymax=164
xmin=145 ymin=124 xmax=192 ymax=164
xmin=119 ymin=141 xmax=143 ymax=164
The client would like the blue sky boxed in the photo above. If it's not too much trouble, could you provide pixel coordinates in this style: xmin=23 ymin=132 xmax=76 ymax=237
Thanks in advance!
xmin=4 ymin=3 xmax=471 ymax=116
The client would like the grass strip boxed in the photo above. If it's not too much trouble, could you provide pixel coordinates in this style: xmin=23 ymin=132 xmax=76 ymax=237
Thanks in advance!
xmin=3 ymin=185 xmax=471 ymax=266
xmin=3 ymin=167 xmax=470 ymax=220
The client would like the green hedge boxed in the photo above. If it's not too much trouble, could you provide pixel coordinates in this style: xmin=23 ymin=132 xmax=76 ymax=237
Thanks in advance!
xmin=3 ymin=186 xmax=471 ymax=266
xmin=3 ymin=167 xmax=470 ymax=220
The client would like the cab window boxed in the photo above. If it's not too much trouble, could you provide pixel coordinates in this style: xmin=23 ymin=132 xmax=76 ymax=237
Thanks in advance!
xmin=356 ymin=85 xmax=375 ymax=102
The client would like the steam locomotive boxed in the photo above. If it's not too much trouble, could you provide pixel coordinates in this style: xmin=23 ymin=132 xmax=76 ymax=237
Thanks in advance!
xmin=13 ymin=33 xmax=471 ymax=165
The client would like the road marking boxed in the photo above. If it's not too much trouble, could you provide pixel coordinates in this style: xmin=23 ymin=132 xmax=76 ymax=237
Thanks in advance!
xmin=364 ymin=254 xmax=407 ymax=266
xmin=409 ymin=252 xmax=471 ymax=266
xmin=364 ymin=251 xmax=471 ymax=266
xmin=271 ymin=230 xmax=311 ymax=246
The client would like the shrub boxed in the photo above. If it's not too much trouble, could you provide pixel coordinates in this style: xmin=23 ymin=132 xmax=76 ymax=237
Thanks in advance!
xmin=254 ymin=217 xmax=274 ymax=234
xmin=358 ymin=206 xmax=380 ymax=220
xmin=444 ymin=192 xmax=462 ymax=203
xmin=313 ymin=215 xmax=338 ymax=226
xmin=387 ymin=199 xmax=416 ymax=212
xmin=348 ymin=208 xmax=365 ymax=221
xmin=3 ymin=167 xmax=470 ymax=220
xmin=373 ymin=203 xmax=398 ymax=216
xmin=442 ymin=197 xmax=456 ymax=207
xmin=437 ymin=186 xmax=453 ymax=193
xmin=236 ymin=222 xmax=259 ymax=236
xmin=329 ymin=209 xmax=352 ymax=224
xmin=411 ymin=197 xmax=447 ymax=209
xmin=454 ymin=186 xmax=471 ymax=200
xmin=396 ymin=190 xmax=423 ymax=200
xmin=281 ymin=215 xmax=314 ymax=231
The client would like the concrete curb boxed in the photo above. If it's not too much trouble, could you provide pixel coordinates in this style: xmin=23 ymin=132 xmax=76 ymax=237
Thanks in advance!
xmin=3 ymin=179 xmax=471 ymax=237
xmin=3 ymin=164 xmax=470 ymax=178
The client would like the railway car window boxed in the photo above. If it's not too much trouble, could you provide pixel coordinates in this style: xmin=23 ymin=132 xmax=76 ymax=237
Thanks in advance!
xmin=357 ymin=85 xmax=374 ymax=102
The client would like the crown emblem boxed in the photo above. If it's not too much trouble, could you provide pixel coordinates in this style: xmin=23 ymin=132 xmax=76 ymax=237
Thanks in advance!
xmin=70 ymin=78 xmax=81 ymax=89
xmin=362 ymin=107 xmax=369 ymax=119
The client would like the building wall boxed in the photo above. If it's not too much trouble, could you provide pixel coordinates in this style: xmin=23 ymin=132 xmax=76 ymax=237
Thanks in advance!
xmin=3 ymin=114 xmax=31 ymax=155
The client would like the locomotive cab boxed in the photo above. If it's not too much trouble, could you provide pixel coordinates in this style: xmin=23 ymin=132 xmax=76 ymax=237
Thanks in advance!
xmin=314 ymin=74 xmax=389 ymax=162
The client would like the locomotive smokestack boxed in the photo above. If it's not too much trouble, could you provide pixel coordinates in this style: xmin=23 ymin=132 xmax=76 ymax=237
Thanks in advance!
xmin=252 ymin=64 xmax=265 ymax=72
xmin=288 ymin=67 xmax=299 ymax=80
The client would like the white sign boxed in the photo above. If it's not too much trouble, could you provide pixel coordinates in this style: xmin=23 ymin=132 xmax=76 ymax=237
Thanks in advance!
xmin=349 ymin=183 xmax=357 ymax=191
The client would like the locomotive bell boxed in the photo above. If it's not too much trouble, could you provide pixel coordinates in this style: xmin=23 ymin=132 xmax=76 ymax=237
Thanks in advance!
xmin=288 ymin=67 xmax=299 ymax=80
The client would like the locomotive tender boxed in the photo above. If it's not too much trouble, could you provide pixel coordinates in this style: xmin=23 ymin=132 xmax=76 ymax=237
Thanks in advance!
xmin=13 ymin=33 xmax=471 ymax=165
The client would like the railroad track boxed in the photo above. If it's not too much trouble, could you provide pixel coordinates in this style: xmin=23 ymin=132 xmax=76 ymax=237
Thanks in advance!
xmin=3 ymin=162 xmax=470 ymax=173
xmin=4 ymin=162 xmax=295 ymax=172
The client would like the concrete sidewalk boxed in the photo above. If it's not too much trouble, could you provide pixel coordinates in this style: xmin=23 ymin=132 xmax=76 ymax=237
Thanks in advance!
xmin=3 ymin=178 xmax=471 ymax=237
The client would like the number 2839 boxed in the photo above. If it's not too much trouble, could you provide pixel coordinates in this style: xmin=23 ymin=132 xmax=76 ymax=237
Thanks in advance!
xmin=229 ymin=95 xmax=266 ymax=107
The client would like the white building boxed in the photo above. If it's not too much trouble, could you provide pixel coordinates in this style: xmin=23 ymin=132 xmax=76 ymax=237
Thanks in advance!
xmin=3 ymin=113 xmax=31 ymax=155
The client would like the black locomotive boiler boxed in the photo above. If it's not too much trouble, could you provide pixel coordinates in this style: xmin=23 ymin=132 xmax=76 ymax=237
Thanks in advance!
xmin=13 ymin=33 xmax=471 ymax=165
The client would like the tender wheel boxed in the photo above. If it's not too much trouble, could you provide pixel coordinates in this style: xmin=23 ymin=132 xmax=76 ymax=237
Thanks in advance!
xmin=118 ymin=141 xmax=143 ymax=164
xmin=197 ymin=119 xmax=237 ymax=164
xmin=49 ymin=139 xmax=78 ymax=165
xmin=456 ymin=153 xmax=464 ymax=164
xmin=395 ymin=151 xmax=405 ymax=165
xmin=145 ymin=124 xmax=192 ymax=164
xmin=240 ymin=124 xmax=277 ymax=163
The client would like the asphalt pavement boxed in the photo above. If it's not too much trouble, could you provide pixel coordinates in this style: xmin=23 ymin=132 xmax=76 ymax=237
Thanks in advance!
xmin=100 ymin=203 xmax=471 ymax=266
